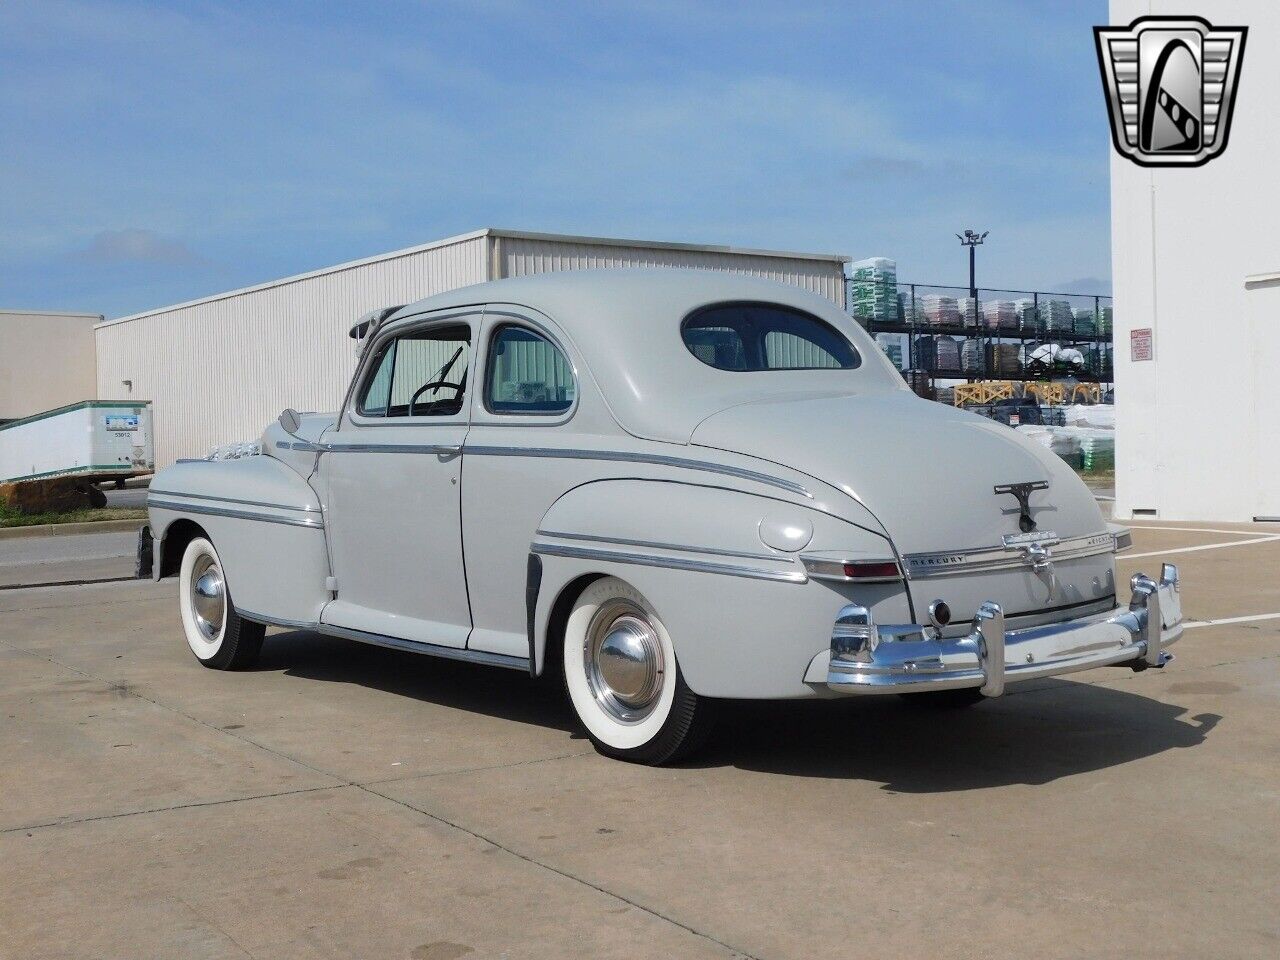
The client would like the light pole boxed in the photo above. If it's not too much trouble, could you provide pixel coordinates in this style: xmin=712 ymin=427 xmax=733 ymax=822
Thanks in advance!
xmin=956 ymin=229 xmax=988 ymax=298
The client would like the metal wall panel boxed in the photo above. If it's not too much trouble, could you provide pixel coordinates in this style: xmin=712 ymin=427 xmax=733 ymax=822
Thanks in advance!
xmin=495 ymin=236 xmax=846 ymax=308
xmin=95 ymin=235 xmax=487 ymax=465
xmin=95 ymin=230 xmax=848 ymax=467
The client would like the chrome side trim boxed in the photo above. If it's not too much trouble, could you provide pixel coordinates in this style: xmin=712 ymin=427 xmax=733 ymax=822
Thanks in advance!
xmin=275 ymin=440 xmax=325 ymax=453
xmin=466 ymin=445 xmax=812 ymax=498
xmin=320 ymin=623 xmax=529 ymax=671
xmin=536 ymin=529 xmax=780 ymax=563
xmin=238 ymin=609 xmax=530 ymax=671
xmin=147 ymin=498 xmax=325 ymax=529
xmin=238 ymin=608 xmax=316 ymax=630
xmin=902 ymin=532 xmax=1116 ymax=579
xmin=149 ymin=489 xmax=322 ymax=513
xmin=531 ymin=540 xmax=806 ymax=583
xmin=322 ymin=442 xmax=462 ymax=455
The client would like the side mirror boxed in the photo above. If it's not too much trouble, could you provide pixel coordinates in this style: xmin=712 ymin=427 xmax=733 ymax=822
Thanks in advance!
xmin=278 ymin=408 xmax=302 ymax=435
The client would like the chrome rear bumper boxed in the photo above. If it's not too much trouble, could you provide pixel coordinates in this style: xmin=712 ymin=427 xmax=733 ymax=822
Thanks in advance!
xmin=809 ymin=563 xmax=1182 ymax=696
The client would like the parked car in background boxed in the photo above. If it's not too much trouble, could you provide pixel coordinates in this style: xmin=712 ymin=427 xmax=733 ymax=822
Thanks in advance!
xmin=144 ymin=270 xmax=1183 ymax=765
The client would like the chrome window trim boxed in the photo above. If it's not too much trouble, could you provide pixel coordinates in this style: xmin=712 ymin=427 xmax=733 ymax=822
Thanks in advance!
xmin=149 ymin=489 xmax=322 ymax=513
xmin=531 ymin=540 xmax=806 ymax=583
xmin=476 ymin=312 xmax=581 ymax=424
xmin=340 ymin=308 xmax=484 ymax=431
xmin=467 ymin=445 xmax=812 ymax=499
xmin=536 ymin=529 xmax=781 ymax=563
xmin=147 ymin=498 xmax=325 ymax=529
xmin=902 ymin=532 xmax=1117 ymax=579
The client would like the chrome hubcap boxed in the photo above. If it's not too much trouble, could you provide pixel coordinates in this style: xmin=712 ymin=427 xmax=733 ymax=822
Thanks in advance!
xmin=189 ymin=555 xmax=226 ymax=641
xmin=585 ymin=599 xmax=664 ymax=723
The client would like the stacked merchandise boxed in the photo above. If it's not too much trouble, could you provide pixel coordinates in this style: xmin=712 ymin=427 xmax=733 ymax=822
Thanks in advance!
xmin=913 ymin=335 xmax=937 ymax=370
xmin=1072 ymin=306 xmax=1097 ymax=336
xmin=1040 ymin=406 xmax=1067 ymax=426
xmin=898 ymin=290 xmax=922 ymax=325
xmin=960 ymin=338 xmax=984 ymax=374
xmin=1064 ymin=404 xmax=1115 ymax=429
xmin=1015 ymin=298 xmax=1040 ymax=333
xmin=921 ymin=295 xmax=960 ymax=326
xmin=1016 ymin=425 xmax=1083 ymax=468
xmin=1099 ymin=305 xmax=1114 ymax=336
xmin=902 ymin=370 xmax=934 ymax=400
xmin=934 ymin=335 xmax=961 ymax=371
xmin=982 ymin=299 xmax=1017 ymax=330
xmin=989 ymin=342 xmax=1021 ymax=375
xmin=850 ymin=257 xmax=898 ymax=324
xmin=875 ymin=332 xmax=910 ymax=371
xmin=1039 ymin=299 xmax=1074 ymax=333
xmin=1079 ymin=431 xmax=1115 ymax=471
xmin=958 ymin=296 xmax=978 ymax=326
xmin=935 ymin=386 xmax=955 ymax=405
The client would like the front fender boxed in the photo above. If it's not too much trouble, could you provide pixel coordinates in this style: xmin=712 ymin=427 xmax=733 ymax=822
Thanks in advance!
xmin=147 ymin=455 xmax=330 ymax=626
xmin=532 ymin=479 xmax=912 ymax=699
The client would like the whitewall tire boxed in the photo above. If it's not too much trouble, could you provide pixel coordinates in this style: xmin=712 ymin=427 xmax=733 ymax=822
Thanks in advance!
xmin=562 ymin=576 xmax=713 ymax=764
xmin=178 ymin=536 xmax=265 ymax=670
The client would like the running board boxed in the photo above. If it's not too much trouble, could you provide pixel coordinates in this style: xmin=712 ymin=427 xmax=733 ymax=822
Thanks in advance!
xmin=241 ymin=610 xmax=530 ymax=672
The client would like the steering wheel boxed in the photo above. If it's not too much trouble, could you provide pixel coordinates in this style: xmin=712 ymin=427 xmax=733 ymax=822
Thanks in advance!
xmin=408 ymin=380 xmax=463 ymax=416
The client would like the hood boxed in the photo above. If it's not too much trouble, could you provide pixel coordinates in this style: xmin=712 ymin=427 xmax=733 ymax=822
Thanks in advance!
xmin=691 ymin=393 xmax=1105 ymax=555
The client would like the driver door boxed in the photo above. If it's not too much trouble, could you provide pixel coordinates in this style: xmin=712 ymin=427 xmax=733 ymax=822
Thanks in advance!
xmin=319 ymin=312 xmax=477 ymax=647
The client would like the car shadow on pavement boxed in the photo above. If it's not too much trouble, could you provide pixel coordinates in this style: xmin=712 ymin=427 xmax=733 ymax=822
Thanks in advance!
xmin=256 ymin=631 xmax=1217 ymax=790
xmin=691 ymin=682 xmax=1220 ymax=791
xmin=257 ymin=628 xmax=580 ymax=734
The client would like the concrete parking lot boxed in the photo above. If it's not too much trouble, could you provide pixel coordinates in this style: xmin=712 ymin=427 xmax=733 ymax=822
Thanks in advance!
xmin=2 ymin=521 xmax=1278 ymax=959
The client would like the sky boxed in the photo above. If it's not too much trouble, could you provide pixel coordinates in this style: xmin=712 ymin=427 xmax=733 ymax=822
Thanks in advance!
xmin=0 ymin=0 xmax=1113 ymax=319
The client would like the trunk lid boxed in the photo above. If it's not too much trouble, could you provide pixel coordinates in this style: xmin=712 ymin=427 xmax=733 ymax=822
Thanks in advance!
xmin=691 ymin=393 xmax=1116 ymax=620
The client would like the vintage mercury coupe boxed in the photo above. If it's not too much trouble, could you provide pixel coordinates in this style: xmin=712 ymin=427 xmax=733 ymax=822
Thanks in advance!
xmin=145 ymin=269 xmax=1183 ymax=764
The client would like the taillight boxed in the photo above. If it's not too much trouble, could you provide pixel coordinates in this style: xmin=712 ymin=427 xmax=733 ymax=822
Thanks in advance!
xmin=841 ymin=561 xmax=902 ymax=582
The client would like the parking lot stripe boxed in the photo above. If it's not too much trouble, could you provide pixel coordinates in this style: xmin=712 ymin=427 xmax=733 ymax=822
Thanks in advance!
xmin=1128 ymin=525 xmax=1278 ymax=536
xmin=1184 ymin=612 xmax=1280 ymax=630
xmin=1126 ymin=535 xmax=1280 ymax=560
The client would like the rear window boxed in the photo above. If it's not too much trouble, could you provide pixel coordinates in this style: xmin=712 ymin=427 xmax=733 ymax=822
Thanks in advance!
xmin=682 ymin=302 xmax=859 ymax=371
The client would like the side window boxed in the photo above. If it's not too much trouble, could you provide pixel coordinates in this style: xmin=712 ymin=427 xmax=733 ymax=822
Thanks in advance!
xmin=356 ymin=324 xmax=471 ymax=418
xmin=682 ymin=303 xmax=859 ymax=371
xmin=484 ymin=325 xmax=575 ymax=415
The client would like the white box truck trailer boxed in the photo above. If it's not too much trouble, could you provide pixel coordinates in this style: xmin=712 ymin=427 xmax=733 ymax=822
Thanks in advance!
xmin=0 ymin=400 xmax=154 ymax=484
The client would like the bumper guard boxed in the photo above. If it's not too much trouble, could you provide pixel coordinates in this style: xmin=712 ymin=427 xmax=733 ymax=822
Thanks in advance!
xmin=817 ymin=563 xmax=1182 ymax=696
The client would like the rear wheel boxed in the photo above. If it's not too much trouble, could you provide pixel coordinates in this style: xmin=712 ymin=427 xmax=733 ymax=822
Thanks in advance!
xmin=178 ymin=536 xmax=264 ymax=670
xmin=562 ymin=577 xmax=713 ymax=765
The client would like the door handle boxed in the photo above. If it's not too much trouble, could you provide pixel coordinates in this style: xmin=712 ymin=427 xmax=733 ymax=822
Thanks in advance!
xmin=434 ymin=444 xmax=463 ymax=456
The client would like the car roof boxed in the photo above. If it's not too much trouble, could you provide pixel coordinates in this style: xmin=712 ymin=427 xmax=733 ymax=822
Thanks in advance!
xmin=386 ymin=268 xmax=906 ymax=444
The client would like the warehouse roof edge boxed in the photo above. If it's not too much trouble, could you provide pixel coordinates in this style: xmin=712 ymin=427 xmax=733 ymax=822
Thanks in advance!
xmin=95 ymin=228 xmax=852 ymax=330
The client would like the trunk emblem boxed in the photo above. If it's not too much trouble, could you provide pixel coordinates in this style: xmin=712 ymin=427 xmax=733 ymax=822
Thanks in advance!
xmin=994 ymin=481 xmax=1049 ymax=532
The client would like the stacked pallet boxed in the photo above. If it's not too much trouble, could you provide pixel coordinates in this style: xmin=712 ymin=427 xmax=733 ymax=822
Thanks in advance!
xmin=1015 ymin=299 xmax=1039 ymax=332
xmin=958 ymin=296 xmax=978 ymax=326
xmin=934 ymin=336 xmax=960 ymax=370
xmin=989 ymin=342 xmax=1021 ymax=375
xmin=850 ymin=258 xmax=898 ymax=324
xmin=902 ymin=370 xmax=934 ymax=399
xmin=898 ymin=291 xmax=921 ymax=325
xmin=1039 ymin=299 xmax=1073 ymax=333
xmin=1099 ymin=305 xmax=1114 ymax=335
xmin=982 ymin=300 xmax=1017 ymax=330
xmin=960 ymin=338 xmax=984 ymax=373
xmin=922 ymin=295 xmax=960 ymax=326
xmin=1073 ymin=306 xmax=1096 ymax=335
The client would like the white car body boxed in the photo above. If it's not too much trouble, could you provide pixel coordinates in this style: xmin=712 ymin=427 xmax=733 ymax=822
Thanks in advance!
xmin=147 ymin=269 xmax=1182 ymax=762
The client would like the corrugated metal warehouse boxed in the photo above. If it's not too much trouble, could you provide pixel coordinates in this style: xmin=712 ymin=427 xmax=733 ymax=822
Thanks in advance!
xmin=94 ymin=229 xmax=849 ymax=466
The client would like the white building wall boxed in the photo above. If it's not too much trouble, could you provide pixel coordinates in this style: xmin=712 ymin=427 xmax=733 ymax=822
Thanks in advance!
xmin=95 ymin=229 xmax=848 ymax=467
xmin=1111 ymin=0 xmax=1279 ymax=521
xmin=95 ymin=233 xmax=489 ymax=466
xmin=0 ymin=310 xmax=100 ymax=421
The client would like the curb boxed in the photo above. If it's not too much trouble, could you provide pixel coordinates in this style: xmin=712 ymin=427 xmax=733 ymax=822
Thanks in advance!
xmin=0 ymin=518 xmax=146 ymax=541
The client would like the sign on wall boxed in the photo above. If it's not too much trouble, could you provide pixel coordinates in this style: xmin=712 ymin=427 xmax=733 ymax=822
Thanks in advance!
xmin=1131 ymin=328 xmax=1154 ymax=361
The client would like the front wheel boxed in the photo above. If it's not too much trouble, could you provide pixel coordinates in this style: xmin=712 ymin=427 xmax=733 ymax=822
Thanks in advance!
xmin=562 ymin=577 xmax=714 ymax=765
xmin=178 ymin=536 xmax=265 ymax=670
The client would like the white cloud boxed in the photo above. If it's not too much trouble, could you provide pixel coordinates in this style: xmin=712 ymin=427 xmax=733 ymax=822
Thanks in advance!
xmin=74 ymin=228 xmax=203 ymax=266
